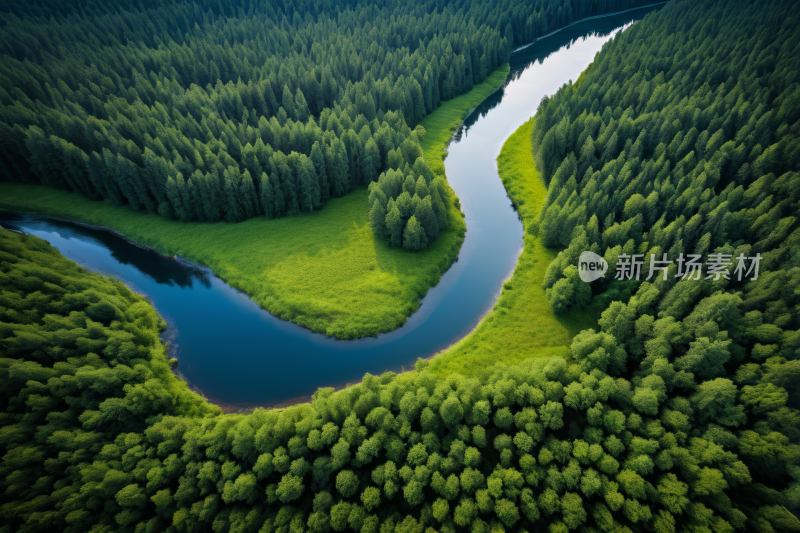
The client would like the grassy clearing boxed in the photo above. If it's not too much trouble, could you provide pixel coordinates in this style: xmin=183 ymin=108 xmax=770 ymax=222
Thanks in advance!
xmin=428 ymin=118 xmax=596 ymax=378
xmin=0 ymin=66 xmax=509 ymax=339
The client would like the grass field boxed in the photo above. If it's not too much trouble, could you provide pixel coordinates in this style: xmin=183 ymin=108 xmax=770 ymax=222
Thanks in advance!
xmin=428 ymin=118 xmax=596 ymax=378
xmin=0 ymin=66 xmax=510 ymax=339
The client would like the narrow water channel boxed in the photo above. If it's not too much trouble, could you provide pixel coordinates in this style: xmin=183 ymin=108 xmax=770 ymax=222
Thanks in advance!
xmin=0 ymin=4 xmax=662 ymax=408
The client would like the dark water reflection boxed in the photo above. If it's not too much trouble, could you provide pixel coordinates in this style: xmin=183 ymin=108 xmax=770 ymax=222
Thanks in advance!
xmin=0 ymin=4 xmax=662 ymax=407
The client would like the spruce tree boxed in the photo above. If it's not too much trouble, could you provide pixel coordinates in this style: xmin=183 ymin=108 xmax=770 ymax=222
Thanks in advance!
xmin=403 ymin=175 xmax=416 ymax=197
xmin=260 ymin=172 xmax=274 ymax=219
xmin=206 ymin=171 xmax=223 ymax=221
xmin=240 ymin=169 xmax=259 ymax=218
xmin=282 ymin=85 xmax=296 ymax=120
xmin=414 ymin=196 xmax=439 ymax=241
xmin=224 ymin=167 xmax=244 ymax=222
xmin=415 ymin=176 xmax=429 ymax=199
xmin=385 ymin=200 xmax=403 ymax=247
xmin=369 ymin=200 xmax=388 ymax=240
xmin=310 ymin=141 xmax=329 ymax=202
xmin=333 ymin=140 xmax=350 ymax=196
xmin=402 ymin=216 xmax=427 ymax=251
xmin=166 ymin=175 xmax=187 ymax=221
xmin=297 ymin=156 xmax=320 ymax=212
xmin=362 ymin=138 xmax=380 ymax=183
xmin=395 ymin=191 xmax=413 ymax=220
xmin=430 ymin=187 xmax=448 ymax=230
xmin=295 ymin=88 xmax=310 ymax=123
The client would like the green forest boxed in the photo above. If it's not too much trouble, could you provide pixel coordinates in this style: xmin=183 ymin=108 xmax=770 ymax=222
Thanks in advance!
xmin=4 ymin=217 xmax=799 ymax=533
xmin=3 ymin=0 xmax=800 ymax=532
xmin=531 ymin=0 xmax=800 ymax=315
xmin=0 ymin=0 xmax=655 ymax=249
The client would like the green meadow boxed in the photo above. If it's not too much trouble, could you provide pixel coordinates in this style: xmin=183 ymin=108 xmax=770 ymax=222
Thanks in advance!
xmin=0 ymin=66 xmax=510 ymax=339
xmin=429 ymin=118 xmax=595 ymax=378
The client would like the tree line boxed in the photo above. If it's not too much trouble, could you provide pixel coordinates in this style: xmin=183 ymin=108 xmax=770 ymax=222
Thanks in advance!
xmin=0 ymin=0 xmax=658 ymax=247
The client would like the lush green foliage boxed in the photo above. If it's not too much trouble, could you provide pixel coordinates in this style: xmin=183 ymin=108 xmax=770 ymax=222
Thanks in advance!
xmin=368 ymin=166 xmax=447 ymax=252
xmin=4 ymin=0 xmax=800 ymax=531
xmin=0 ymin=228 xmax=218 ymax=531
xmin=0 ymin=0 xmax=653 ymax=243
xmin=429 ymin=119 xmax=594 ymax=379
xmin=0 ymin=181 xmax=460 ymax=339
xmin=0 ymin=66 xmax=515 ymax=340
xmin=3 ymin=224 xmax=800 ymax=533
xmin=531 ymin=0 xmax=800 ymax=315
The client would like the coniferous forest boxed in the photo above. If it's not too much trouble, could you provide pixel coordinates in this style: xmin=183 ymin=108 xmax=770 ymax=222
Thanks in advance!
xmin=3 ymin=0 xmax=800 ymax=532
xmin=0 ymin=0 xmax=655 ymax=249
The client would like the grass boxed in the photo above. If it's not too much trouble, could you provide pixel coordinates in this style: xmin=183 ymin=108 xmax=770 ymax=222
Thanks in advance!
xmin=419 ymin=66 xmax=511 ymax=180
xmin=0 ymin=66 xmax=510 ymax=340
xmin=428 ymin=117 xmax=596 ymax=378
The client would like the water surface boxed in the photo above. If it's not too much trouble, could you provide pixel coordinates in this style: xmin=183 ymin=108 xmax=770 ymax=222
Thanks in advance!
xmin=0 ymin=4 xmax=662 ymax=407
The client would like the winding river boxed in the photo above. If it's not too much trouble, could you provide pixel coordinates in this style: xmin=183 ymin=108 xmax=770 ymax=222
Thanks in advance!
xmin=0 ymin=4 xmax=662 ymax=408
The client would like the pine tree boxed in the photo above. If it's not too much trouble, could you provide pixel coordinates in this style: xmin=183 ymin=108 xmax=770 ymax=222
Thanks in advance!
xmin=362 ymin=138 xmax=380 ymax=183
xmin=166 ymin=175 xmax=187 ymax=221
xmin=385 ymin=200 xmax=403 ymax=247
xmin=240 ymin=169 xmax=259 ymax=218
xmin=224 ymin=167 xmax=244 ymax=222
xmin=414 ymin=196 xmax=439 ymax=240
xmin=403 ymin=216 xmax=427 ymax=251
xmin=282 ymin=85 xmax=296 ymax=120
xmin=295 ymin=88 xmax=310 ymax=123
xmin=260 ymin=172 xmax=275 ymax=219
xmin=369 ymin=200 xmax=388 ymax=240
xmin=311 ymin=141 xmax=329 ymax=202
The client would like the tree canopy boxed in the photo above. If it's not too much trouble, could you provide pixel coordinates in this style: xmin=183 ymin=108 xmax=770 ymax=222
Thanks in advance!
xmin=0 ymin=0 xmax=656 ymax=249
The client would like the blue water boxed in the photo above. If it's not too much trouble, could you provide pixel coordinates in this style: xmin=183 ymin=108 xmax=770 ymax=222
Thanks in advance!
xmin=0 ymin=5 xmax=662 ymax=408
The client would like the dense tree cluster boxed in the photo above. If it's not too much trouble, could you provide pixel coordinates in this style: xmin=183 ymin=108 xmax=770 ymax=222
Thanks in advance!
xmin=0 ymin=0 xmax=657 ymax=236
xmin=0 ymin=228 xmax=217 ymax=532
xmin=530 ymin=0 xmax=800 ymax=314
xmin=3 ymin=225 xmax=800 ymax=532
xmin=367 ymin=157 xmax=449 ymax=251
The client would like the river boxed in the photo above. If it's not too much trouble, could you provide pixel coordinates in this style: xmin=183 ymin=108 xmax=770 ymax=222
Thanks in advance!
xmin=0 ymin=4 xmax=662 ymax=408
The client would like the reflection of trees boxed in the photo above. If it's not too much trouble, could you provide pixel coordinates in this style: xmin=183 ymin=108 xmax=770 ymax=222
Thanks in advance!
xmin=0 ymin=213 xmax=211 ymax=289
xmin=457 ymin=9 xmax=657 ymax=139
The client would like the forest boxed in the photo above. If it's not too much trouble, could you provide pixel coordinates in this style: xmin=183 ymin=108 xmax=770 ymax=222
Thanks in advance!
xmin=0 ymin=0 xmax=656 ymax=249
xmin=531 ymin=0 xmax=800 ymax=316
xmin=3 ymin=0 xmax=800 ymax=531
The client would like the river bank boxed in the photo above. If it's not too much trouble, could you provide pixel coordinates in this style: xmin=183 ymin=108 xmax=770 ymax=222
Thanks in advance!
xmin=429 ymin=119 xmax=596 ymax=379
xmin=0 ymin=68 xmax=510 ymax=340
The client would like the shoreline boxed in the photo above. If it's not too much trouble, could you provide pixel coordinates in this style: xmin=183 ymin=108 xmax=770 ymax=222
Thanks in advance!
xmin=0 ymin=70 xmax=508 ymax=342
xmin=512 ymin=1 xmax=667 ymax=52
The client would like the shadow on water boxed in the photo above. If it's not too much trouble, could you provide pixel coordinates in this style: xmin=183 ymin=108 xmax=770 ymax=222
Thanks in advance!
xmin=1 ymin=212 xmax=211 ymax=289
xmin=454 ymin=4 xmax=665 ymax=138
xmin=0 ymin=4 xmax=663 ymax=408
